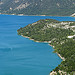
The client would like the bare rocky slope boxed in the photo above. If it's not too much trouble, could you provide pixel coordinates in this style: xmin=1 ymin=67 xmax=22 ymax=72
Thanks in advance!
xmin=0 ymin=0 xmax=75 ymax=16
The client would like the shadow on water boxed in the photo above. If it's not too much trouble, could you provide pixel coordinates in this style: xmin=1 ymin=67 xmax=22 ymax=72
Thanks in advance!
xmin=0 ymin=48 xmax=12 ymax=52
xmin=4 ymin=73 xmax=13 ymax=75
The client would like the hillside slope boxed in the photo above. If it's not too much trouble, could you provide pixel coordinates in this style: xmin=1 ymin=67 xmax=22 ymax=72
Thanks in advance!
xmin=0 ymin=0 xmax=75 ymax=16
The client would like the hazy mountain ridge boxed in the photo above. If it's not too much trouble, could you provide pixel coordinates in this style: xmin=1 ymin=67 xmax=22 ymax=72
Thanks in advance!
xmin=0 ymin=0 xmax=75 ymax=16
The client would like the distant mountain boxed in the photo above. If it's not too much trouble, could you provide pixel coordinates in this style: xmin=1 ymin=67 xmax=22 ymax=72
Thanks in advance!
xmin=0 ymin=0 xmax=75 ymax=16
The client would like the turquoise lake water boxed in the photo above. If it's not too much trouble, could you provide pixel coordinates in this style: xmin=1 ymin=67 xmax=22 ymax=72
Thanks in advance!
xmin=0 ymin=15 xmax=75 ymax=75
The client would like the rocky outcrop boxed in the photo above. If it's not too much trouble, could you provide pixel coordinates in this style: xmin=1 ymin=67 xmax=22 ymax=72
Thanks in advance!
xmin=71 ymin=13 xmax=75 ymax=17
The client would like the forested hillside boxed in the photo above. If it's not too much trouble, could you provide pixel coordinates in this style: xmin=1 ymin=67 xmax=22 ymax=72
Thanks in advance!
xmin=0 ymin=0 xmax=75 ymax=16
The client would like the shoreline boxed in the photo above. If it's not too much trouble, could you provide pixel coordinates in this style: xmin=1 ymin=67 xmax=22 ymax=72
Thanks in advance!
xmin=21 ymin=35 xmax=65 ymax=75
xmin=56 ymin=52 xmax=65 ymax=61
xmin=21 ymin=35 xmax=65 ymax=61
xmin=0 ymin=13 xmax=74 ymax=17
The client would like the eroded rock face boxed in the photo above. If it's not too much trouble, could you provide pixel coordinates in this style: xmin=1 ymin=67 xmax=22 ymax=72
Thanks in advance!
xmin=71 ymin=13 xmax=75 ymax=17
xmin=14 ymin=0 xmax=19 ymax=3
xmin=14 ymin=2 xmax=30 ymax=10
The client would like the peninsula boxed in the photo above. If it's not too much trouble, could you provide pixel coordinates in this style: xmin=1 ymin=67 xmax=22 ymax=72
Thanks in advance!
xmin=17 ymin=19 xmax=75 ymax=75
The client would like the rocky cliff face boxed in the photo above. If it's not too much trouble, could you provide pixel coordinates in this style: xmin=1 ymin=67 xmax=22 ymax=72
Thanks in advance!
xmin=0 ymin=0 xmax=75 ymax=16
xmin=71 ymin=13 xmax=75 ymax=17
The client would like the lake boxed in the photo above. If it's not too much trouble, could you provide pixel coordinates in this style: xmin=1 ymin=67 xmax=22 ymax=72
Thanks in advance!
xmin=0 ymin=14 xmax=75 ymax=75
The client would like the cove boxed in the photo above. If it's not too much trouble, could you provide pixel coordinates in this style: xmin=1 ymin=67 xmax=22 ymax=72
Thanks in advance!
xmin=0 ymin=14 xmax=75 ymax=75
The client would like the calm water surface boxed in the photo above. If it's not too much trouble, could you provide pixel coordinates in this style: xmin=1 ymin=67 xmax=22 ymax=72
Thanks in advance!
xmin=0 ymin=15 xmax=75 ymax=75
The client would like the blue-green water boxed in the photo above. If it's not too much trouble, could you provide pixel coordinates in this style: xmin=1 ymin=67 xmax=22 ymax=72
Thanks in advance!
xmin=0 ymin=15 xmax=75 ymax=75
